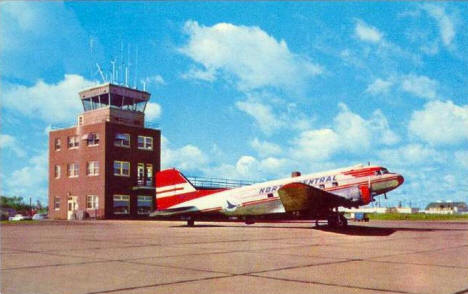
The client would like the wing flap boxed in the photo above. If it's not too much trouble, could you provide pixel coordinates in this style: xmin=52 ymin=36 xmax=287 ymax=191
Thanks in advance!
xmin=278 ymin=183 xmax=354 ymax=212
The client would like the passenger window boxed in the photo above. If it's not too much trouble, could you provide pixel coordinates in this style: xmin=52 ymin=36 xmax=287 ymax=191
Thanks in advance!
xmin=319 ymin=184 xmax=325 ymax=189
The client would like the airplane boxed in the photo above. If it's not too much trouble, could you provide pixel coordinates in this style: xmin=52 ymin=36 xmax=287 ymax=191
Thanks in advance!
xmin=150 ymin=164 xmax=404 ymax=228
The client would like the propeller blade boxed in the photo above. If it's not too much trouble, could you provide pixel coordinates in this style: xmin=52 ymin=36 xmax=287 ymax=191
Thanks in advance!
xmin=384 ymin=193 xmax=387 ymax=200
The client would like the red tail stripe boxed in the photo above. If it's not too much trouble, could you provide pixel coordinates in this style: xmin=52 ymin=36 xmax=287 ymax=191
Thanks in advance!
xmin=156 ymin=189 xmax=226 ymax=209
xmin=156 ymin=169 xmax=188 ymax=187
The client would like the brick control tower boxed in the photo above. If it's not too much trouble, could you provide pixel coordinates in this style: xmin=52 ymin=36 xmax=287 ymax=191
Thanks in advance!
xmin=49 ymin=83 xmax=161 ymax=219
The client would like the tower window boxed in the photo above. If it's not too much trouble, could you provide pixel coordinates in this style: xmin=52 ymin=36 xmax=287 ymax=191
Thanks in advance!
xmin=87 ymin=133 xmax=100 ymax=146
xmin=68 ymin=136 xmax=79 ymax=149
xmin=87 ymin=195 xmax=99 ymax=209
xmin=114 ymin=133 xmax=130 ymax=148
xmin=54 ymin=165 xmax=61 ymax=179
xmin=87 ymin=161 xmax=99 ymax=176
xmin=114 ymin=161 xmax=130 ymax=177
xmin=67 ymin=163 xmax=79 ymax=177
xmin=138 ymin=136 xmax=153 ymax=150
xmin=113 ymin=195 xmax=130 ymax=215
xmin=137 ymin=196 xmax=152 ymax=215
xmin=54 ymin=197 xmax=61 ymax=210
xmin=55 ymin=138 xmax=61 ymax=151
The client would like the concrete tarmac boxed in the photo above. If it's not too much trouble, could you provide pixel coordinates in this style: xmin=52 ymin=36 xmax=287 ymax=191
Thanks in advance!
xmin=1 ymin=220 xmax=468 ymax=294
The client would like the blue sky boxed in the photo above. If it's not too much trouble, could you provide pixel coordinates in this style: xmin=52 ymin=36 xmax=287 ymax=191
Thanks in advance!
xmin=1 ymin=2 xmax=467 ymax=208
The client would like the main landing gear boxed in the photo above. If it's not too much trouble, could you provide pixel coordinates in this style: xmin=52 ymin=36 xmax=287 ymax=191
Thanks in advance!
xmin=186 ymin=219 xmax=195 ymax=227
xmin=327 ymin=212 xmax=348 ymax=228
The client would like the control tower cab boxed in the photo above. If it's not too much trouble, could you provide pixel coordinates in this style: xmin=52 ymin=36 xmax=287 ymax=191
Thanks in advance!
xmin=78 ymin=83 xmax=151 ymax=127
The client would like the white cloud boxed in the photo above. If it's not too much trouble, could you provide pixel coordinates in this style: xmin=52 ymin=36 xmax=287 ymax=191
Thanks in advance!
xmin=145 ymin=75 xmax=166 ymax=86
xmin=181 ymin=67 xmax=216 ymax=82
xmin=378 ymin=144 xmax=445 ymax=166
xmin=422 ymin=4 xmax=456 ymax=48
xmin=145 ymin=102 xmax=162 ymax=122
xmin=4 ymin=150 xmax=48 ymax=202
xmin=365 ymin=78 xmax=393 ymax=95
xmin=291 ymin=103 xmax=399 ymax=160
xmin=409 ymin=100 xmax=468 ymax=145
xmin=0 ymin=134 xmax=26 ymax=158
xmin=236 ymin=100 xmax=283 ymax=134
xmin=180 ymin=21 xmax=322 ymax=91
xmin=401 ymin=74 xmax=438 ymax=99
xmin=161 ymin=136 xmax=207 ymax=171
xmin=355 ymin=21 xmax=383 ymax=43
xmin=0 ymin=2 xmax=93 ymax=80
xmin=2 ymin=74 xmax=96 ymax=123
xmin=250 ymin=138 xmax=282 ymax=158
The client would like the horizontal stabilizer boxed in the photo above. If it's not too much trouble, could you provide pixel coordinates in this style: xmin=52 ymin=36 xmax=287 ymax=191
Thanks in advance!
xmin=278 ymin=182 xmax=354 ymax=212
xmin=150 ymin=206 xmax=199 ymax=217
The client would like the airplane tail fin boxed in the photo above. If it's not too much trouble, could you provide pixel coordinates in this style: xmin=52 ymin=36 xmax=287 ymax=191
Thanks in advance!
xmin=156 ymin=168 xmax=197 ymax=210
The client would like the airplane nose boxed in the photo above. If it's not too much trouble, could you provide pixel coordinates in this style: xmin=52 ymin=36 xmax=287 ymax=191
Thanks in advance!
xmin=397 ymin=174 xmax=404 ymax=186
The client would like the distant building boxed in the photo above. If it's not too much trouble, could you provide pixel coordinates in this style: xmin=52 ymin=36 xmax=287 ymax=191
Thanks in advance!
xmin=48 ymin=83 xmax=161 ymax=220
xmin=425 ymin=201 xmax=468 ymax=214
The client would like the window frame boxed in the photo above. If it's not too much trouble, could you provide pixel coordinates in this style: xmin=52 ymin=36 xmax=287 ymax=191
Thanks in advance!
xmin=137 ymin=195 xmax=153 ymax=215
xmin=113 ymin=194 xmax=130 ymax=215
xmin=87 ymin=133 xmax=100 ymax=147
xmin=114 ymin=133 xmax=130 ymax=148
xmin=54 ymin=197 xmax=61 ymax=210
xmin=114 ymin=161 xmax=130 ymax=177
xmin=137 ymin=136 xmax=153 ymax=150
xmin=86 ymin=195 xmax=99 ymax=209
xmin=67 ymin=136 xmax=79 ymax=149
xmin=55 ymin=138 xmax=61 ymax=151
xmin=54 ymin=165 xmax=61 ymax=179
xmin=67 ymin=163 xmax=79 ymax=178
xmin=87 ymin=161 xmax=99 ymax=176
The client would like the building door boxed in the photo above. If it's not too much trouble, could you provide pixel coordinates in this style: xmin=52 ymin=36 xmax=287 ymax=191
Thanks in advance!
xmin=67 ymin=196 xmax=78 ymax=220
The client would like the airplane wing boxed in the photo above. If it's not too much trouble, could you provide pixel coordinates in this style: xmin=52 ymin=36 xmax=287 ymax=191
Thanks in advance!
xmin=277 ymin=182 xmax=355 ymax=212
xmin=150 ymin=206 xmax=199 ymax=217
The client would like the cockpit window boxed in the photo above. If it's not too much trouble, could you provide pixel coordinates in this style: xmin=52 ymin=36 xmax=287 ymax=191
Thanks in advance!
xmin=381 ymin=168 xmax=389 ymax=174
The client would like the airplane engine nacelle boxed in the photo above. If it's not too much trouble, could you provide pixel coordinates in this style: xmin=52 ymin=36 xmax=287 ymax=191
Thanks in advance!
xmin=359 ymin=185 xmax=371 ymax=205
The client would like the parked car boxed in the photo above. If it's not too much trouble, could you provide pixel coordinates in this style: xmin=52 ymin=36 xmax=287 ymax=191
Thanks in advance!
xmin=32 ymin=213 xmax=48 ymax=220
xmin=9 ymin=214 xmax=32 ymax=221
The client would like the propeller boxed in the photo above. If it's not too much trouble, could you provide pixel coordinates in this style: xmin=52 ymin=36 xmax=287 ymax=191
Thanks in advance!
xmin=384 ymin=193 xmax=387 ymax=200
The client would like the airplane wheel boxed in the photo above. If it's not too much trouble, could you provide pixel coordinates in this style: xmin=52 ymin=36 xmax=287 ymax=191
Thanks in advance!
xmin=327 ymin=215 xmax=337 ymax=228
xmin=339 ymin=214 xmax=348 ymax=228
xmin=187 ymin=219 xmax=195 ymax=227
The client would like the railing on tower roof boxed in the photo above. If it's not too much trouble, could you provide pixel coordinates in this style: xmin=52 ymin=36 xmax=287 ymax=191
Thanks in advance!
xmin=186 ymin=176 xmax=258 ymax=189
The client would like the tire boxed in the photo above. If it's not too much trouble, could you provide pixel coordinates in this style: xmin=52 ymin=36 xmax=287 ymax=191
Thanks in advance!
xmin=187 ymin=219 xmax=195 ymax=227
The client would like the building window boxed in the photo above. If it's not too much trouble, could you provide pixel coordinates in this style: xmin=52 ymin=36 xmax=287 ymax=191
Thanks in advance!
xmin=137 ymin=196 xmax=152 ymax=215
xmin=55 ymin=138 xmax=61 ymax=151
xmin=146 ymin=164 xmax=153 ymax=186
xmin=137 ymin=163 xmax=145 ymax=185
xmin=114 ymin=133 xmax=130 ymax=148
xmin=114 ymin=161 xmax=130 ymax=177
xmin=54 ymin=165 xmax=61 ymax=179
xmin=87 ymin=133 xmax=100 ymax=146
xmin=67 ymin=163 xmax=79 ymax=177
xmin=54 ymin=197 xmax=61 ymax=210
xmin=87 ymin=195 xmax=99 ymax=209
xmin=87 ymin=161 xmax=99 ymax=176
xmin=68 ymin=136 xmax=79 ymax=149
xmin=138 ymin=136 xmax=153 ymax=150
xmin=113 ymin=195 xmax=130 ymax=215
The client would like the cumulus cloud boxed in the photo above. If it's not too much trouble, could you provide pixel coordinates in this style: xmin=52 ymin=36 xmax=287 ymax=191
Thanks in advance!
xmin=144 ymin=75 xmax=166 ymax=86
xmin=4 ymin=150 xmax=48 ymax=202
xmin=180 ymin=21 xmax=322 ymax=92
xmin=355 ymin=21 xmax=383 ymax=43
xmin=401 ymin=74 xmax=438 ymax=99
xmin=0 ymin=134 xmax=26 ymax=158
xmin=409 ymin=100 xmax=468 ymax=145
xmin=291 ymin=103 xmax=399 ymax=161
xmin=454 ymin=151 xmax=468 ymax=169
xmin=250 ymin=138 xmax=282 ymax=158
xmin=365 ymin=78 xmax=393 ymax=95
xmin=161 ymin=136 xmax=208 ymax=171
xmin=1 ymin=74 xmax=96 ymax=123
xmin=422 ymin=4 xmax=456 ymax=48
xmin=378 ymin=144 xmax=446 ymax=166
xmin=235 ymin=100 xmax=283 ymax=135
xmin=145 ymin=102 xmax=162 ymax=122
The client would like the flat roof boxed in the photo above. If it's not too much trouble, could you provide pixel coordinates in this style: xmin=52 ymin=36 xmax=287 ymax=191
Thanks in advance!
xmin=79 ymin=83 xmax=151 ymax=100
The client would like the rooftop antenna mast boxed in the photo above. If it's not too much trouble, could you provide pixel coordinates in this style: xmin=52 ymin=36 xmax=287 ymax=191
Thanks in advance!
xmin=110 ymin=59 xmax=116 ymax=84
xmin=134 ymin=46 xmax=139 ymax=89
xmin=96 ymin=63 xmax=106 ymax=83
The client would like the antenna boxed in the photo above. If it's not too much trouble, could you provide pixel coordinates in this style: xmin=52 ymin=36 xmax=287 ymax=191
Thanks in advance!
xmin=96 ymin=63 xmax=106 ymax=83
xmin=110 ymin=60 xmax=116 ymax=84
xmin=134 ymin=46 xmax=138 ymax=89
xmin=141 ymin=80 xmax=146 ymax=91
